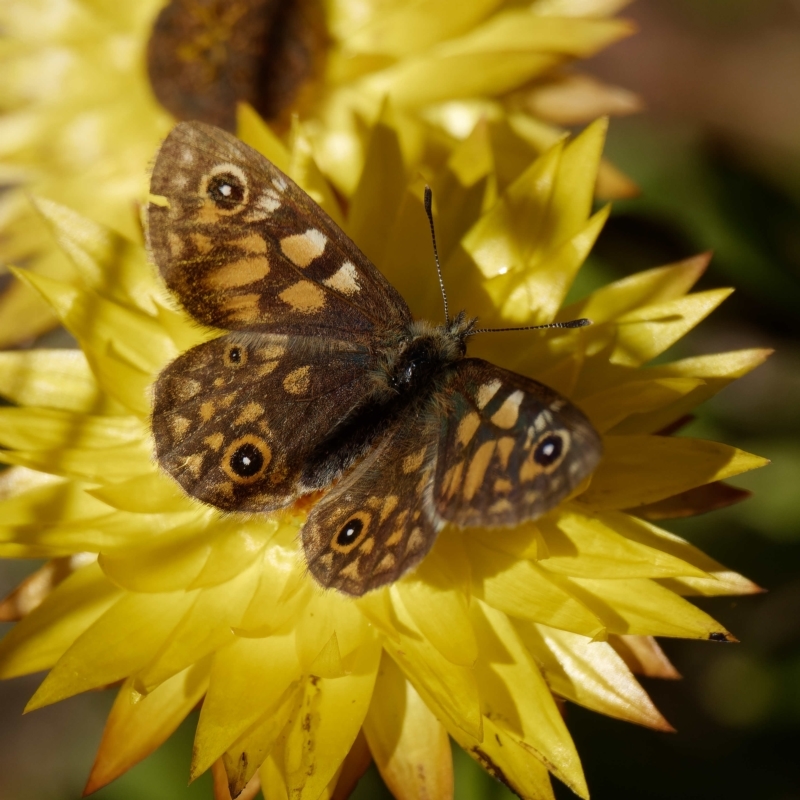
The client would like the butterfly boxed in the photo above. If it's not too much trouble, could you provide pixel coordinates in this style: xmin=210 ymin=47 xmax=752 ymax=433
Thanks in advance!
xmin=146 ymin=121 xmax=603 ymax=596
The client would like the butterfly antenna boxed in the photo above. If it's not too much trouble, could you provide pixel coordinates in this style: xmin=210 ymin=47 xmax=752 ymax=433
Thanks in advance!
xmin=424 ymin=186 xmax=450 ymax=325
xmin=470 ymin=318 xmax=592 ymax=335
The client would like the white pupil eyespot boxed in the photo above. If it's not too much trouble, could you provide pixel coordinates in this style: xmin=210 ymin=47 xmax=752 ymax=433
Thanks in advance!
xmin=242 ymin=455 xmax=252 ymax=465
xmin=219 ymin=183 xmax=232 ymax=196
xmin=542 ymin=442 xmax=555 ymax=457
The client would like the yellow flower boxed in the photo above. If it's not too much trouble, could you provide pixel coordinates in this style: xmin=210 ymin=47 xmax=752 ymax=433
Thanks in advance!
xmin=0 ymin=0 xmax=637 ymax=347
xmin=0 ymin=115 xmax=766 ymax=800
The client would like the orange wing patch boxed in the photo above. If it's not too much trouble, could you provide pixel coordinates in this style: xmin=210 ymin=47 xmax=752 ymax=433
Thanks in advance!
xmin=280 ymin=228 xmax=327 ymax=267
xmin=278 ymin=280 xmax=325 ymax=312
xmin=207 ymin=255 xmax=270 ymax=290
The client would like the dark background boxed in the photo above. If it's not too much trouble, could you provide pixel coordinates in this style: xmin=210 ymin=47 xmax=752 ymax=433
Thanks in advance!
xmin=1 ymin=1 xmax=799 ymax=797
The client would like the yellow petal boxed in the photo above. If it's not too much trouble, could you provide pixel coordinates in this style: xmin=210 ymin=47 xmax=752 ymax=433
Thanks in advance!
xmin=610 ymin=348 xmax=773 ymax=435
xmin=454 ymin=716 xmax=556 ymax=800
xmin=467 ymin=538 xmax=606 ymax=638
xmin=610 ymin=288 xmax=734 ymax=367
xmin=31 ymin=197 xmax=157 ymax=314
xmin=571 ymin=509 xmax=760 ymax=599
xmin=361 ymin=590 xmax=483 ymax=739
xmin=97 ymin=512 xmax=223 ymax=592
xmin=338 ymin=0 xmax=501 ymax=58
xmin=136 ymin=560 xmax=264 ymax=691
xmin=521 ymin=623 xmax=672 ymax=730
xmin=87 ymin=470 xmax=191 ymax=514
xmin=395 ymin=558 xmax=478 ymax=667
xmin=660 ymin=572 xmax=763 ymax=598
xmin=0 ymin=476 xmax=109 ymax=529
xmin=0 ymin=349 xmax=123 ymax=415
xmin=27 ymin=588 xmax=197 ymax=710
xmin=84 ymin=661 xmax=211 ymax=794
xmin=580 ymin=435 xmax=768 ymax=509
xmin=281 ymin=640 xmax=381 ymax=800
xmin=609 ymin=635 xmax=681 ymax=680
xmin=580 ymin=377 xmax=706 ymax=433
xmin=0 ymin=407 xmax=146 ymax=451
xmin=192 ymin=632 xmax=302 ymax=779
xmin=237 ymin=103 xmax=291 ymax=173
xmin=559 ymin=576 xmax=731 ymax=639
xmin=364 ymin=652 xmax=453 ymax=800
xmin=562 ymin=253 xmax=710 ymax=324
xmin=220 ymin=685 xmax=301 ymax=797
xmin=538 ymin=508 xmax=708 ymax=579
xmin=0 ymin=561 xmax=120 ymax=679
xmin=471 ymin=601 xmax=588 ymax=799
xmin=362 ymin=14 xmax=632 ymax=107
xmin=14 ymin=269 xmax=180 ymax=376
xmin=346 ymin=102 xmax=408 ymax=268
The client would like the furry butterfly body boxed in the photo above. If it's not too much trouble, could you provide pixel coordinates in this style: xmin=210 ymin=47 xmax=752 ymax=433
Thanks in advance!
xmin=147 ymin=122 xmax=603 ymax=595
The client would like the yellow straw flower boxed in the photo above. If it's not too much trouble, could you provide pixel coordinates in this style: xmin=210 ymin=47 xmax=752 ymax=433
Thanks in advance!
xmin=0 ymin=0 xmax=637 ymax=347
xmin=0 ymin=114 xmax=766 ymax=800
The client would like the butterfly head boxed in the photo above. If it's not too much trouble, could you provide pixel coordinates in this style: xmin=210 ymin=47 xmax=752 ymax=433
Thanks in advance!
xmin=384 ymin=312 xmax=475 ymax=393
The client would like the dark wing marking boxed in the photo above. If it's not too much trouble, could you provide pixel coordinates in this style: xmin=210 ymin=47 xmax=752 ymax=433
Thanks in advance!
xmin=433 ymin=358 xmax=602 ymax=527
xmin=147 ymin=121 xmax=411 ymax=338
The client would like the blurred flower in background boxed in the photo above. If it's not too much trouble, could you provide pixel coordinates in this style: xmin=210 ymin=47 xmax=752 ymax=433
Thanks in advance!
xmin=0 ymin=111 xmax=768 ymax=799
xmin=0 ymin=0 xmax=639 ymax=348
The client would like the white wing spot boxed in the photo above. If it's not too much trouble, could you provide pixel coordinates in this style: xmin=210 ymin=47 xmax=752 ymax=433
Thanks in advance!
xmin=322 ymin=260 xmax=360 ymax=295
xmin=272 ymin=177 xmax=288 ymax=192
xmin=256 ymin=193 xmax=280 ymax=214
xmin=476 ymin=380 xmax=502 ymax=410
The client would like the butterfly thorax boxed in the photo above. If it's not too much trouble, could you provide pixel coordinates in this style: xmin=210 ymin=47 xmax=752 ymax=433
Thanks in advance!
xmin=379 ymin=312 xmax=475 ymax=395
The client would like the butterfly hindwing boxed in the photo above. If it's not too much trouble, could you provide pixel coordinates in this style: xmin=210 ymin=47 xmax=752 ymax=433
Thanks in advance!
xmin=301 ymin=408 xmax=441 ymax=595
xmin=433 ymin=359 xmax=603 ymax=527
xmin=147 ymin=122 xmax=411 ymax=338
xmin=152 ymin=333 xmax=379 ymax=513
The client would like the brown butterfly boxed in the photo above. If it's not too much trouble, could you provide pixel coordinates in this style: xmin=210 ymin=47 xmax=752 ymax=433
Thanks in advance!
xmin=146 ymin=122 xmax=603 ymax=595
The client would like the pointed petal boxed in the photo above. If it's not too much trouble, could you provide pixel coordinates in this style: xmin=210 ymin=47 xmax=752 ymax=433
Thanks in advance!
xmin=467 ymin=538 xmax=606 ymax=637
xmin=0 ymin=562 xmax=120 ymax=678
xmin=364 ymin=653 xmax=453 ymax=800
xmin=84 ymin=661 xmax=211 ymax=794
xmin=281 ymin=640 xmax=381 ymax=800
xmin=470 ymin=601 xmax=588 ymax=798
xmin=192 ymin=633 xmax=302 ymax=779
xmin=26 ymin=589 xmax=196 ymax=710
xmin=609 ymin=635 xmax=681 ymax=680
xmin=579 ymin=436 xmax=768 ymax=510
xmin=521 ymin=623 xmax=673 ymax=730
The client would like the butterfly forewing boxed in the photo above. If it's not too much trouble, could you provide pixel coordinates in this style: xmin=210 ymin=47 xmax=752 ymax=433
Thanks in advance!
xmin=147 ymin=122 xmax=411 ymax=339
xmin=152 ymin=333 xmax=379 ymax=513
xmin=433 ymin=359 xmax=603 ymax=527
